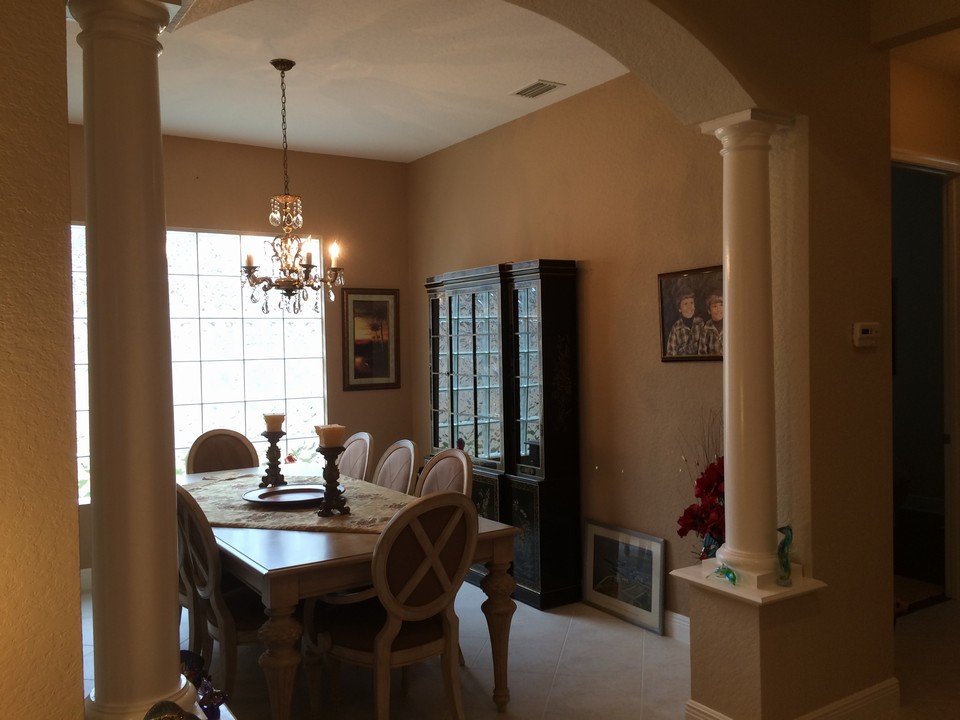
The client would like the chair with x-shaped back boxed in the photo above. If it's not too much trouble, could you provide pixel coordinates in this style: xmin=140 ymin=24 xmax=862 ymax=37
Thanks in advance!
xmin=176 ymin=484 xmax=265 ymax=698
xmin=303 ymin=491 xmax=478 ymax=720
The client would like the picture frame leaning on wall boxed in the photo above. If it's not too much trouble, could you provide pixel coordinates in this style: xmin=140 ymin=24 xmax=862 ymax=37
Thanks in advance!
xmin=583 ymin=521 xmax=665 ymax=634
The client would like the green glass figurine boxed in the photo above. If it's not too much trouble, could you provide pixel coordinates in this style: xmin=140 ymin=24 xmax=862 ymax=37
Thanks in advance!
xmin=777 ymin=525 xmax=793 ymax=587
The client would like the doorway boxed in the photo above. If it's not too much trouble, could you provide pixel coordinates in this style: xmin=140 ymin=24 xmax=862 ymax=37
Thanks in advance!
xmin=891 ymin=163 xmax=948 ymax=612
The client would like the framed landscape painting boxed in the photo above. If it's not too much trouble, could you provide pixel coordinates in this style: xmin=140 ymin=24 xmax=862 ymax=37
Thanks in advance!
xmin=583 ymin=521 xmax=665 ymax=634
xmin=342 ymin=288 xmax=400 ymax=391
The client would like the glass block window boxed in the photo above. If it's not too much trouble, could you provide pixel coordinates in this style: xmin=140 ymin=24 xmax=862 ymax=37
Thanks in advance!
xmin=72 ymin=226 xmax=328 ymax=500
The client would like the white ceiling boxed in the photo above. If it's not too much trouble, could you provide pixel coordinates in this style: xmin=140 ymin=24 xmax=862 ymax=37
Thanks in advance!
xmin=65 ymin=0 xmax=628 ymax=163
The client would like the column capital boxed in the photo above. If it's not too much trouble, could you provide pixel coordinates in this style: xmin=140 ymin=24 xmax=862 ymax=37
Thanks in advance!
xmin=700 ymin=108 xmax=794 ymax=148
xmin=68 ymin=0 xmax=174 ymax=46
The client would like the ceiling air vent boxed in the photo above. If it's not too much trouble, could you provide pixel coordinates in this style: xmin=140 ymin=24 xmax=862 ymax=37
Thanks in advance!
xmin=513 ymin=79 xmax=566 ymax=99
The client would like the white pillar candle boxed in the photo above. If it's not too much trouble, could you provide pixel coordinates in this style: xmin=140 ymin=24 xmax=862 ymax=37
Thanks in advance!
xmin=264 ymin=413 xmax=285 ymax=432
xmin=315 ymin=423 xmax=347 ymax=448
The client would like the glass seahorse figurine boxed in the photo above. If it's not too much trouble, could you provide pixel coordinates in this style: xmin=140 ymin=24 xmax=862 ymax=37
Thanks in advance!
xmin=777 ymin=525 xmax=793 ymax=587
xmin=713 ymin=563 xmax=737 ymax=584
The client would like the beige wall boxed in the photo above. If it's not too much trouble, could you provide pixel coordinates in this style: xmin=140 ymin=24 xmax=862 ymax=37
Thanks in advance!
xmin=408 ymin=73 xmax=724 ymax=614
xmin=69 ymin=127 xmax=414 ymax=458
xmin=891 ymin=57 xmax=960 ymax=164
xmin=0 ymin=3 xmax=83 ymax=717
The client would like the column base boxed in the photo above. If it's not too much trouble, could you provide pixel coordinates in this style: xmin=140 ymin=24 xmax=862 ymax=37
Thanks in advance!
xmin=84 ymin=675 xmax=198 ymax=720
xmin=672 ymin=560 xmax=825 ymax=605
xmin=705 ymin=554 xmax=776 ymax=589
xmin=714 ymin=544 xmax=777 ymax=582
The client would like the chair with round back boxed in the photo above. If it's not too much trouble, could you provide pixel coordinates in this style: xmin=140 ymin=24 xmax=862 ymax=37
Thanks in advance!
xmin=305 ymin=492 xmax=478 ymax=720
xmin=371 ymin=439 xmax=418 ymax=495
xmin=178 ymin=528 xmax=203 ymax=656
xmin=338 ymin=431 xmax=374 ymax=482
xmin=413 ymin=448 xmax=473 ymax=498
xmin=176 ymin=484 xmax=265 ymax=698
xmin=186 ymin=429 xmax=259 ymax=474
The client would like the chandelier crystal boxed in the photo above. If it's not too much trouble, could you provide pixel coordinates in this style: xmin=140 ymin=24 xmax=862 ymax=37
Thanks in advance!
xmin=242 ymin=58 xmax=345 ymax=314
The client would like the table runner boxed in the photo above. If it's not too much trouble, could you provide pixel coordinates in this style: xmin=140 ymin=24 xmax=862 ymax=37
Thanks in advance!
xmin=184 ymin=471 xmax=415 ymax=534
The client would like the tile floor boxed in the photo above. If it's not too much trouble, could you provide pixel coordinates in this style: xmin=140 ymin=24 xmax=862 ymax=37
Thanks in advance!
xmin=83 ymin=578 xmax=958 ymax=719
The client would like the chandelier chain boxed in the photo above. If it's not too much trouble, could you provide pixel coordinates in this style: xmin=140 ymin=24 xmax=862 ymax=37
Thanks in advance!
xmin=280 ymin=69 xmax=289 ymax=195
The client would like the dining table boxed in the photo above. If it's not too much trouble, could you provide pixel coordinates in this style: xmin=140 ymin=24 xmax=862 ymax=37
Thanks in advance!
xmin=182 ymin=465 xmax=521 ymax=720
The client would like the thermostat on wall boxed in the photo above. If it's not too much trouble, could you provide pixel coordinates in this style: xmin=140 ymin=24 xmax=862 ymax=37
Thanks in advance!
xmin=852 ymin=322 xmax=880 ymax=348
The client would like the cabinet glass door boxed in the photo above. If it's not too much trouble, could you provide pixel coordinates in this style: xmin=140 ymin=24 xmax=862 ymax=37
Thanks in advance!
xmin=430 ymin=288 xmax=502 ymax=467
xmin=429 ymin=295 xmax=451 ymax=451
xmin=514 ymin=283 xmax=542 ymax=474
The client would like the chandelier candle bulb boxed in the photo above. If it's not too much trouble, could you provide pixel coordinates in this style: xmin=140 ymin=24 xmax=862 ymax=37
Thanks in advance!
xmin=304 ymin=251 xmax=313 ymax=266
xmin=245 ymin=254 xmax=255 ymax=267
xmin=329 ymin=241 xmax=340 ymax=265
xmin=315 ymin=423 xmax=347 ymax=448
xmin=263 ymin=413 xmax=285 ymax=432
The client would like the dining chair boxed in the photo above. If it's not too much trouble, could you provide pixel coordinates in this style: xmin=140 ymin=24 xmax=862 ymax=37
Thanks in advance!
xmin=186 ymin=428 xmax=259 ymax=474
xmin=338 ymin=431 xmax=374 ymax=482
xmin=371 ymin=439 xmax=418 ymax=495
xmin=177 ymin=530 xmax=203 ymax=655
xmin=176 ymin=484 xmax=265 ymax=698
xmin=303 ymin=492 xmax=478 ymax=720
xmin=413 ymin=448 xmax=473 ymax=498
xmin=181 ymin=428 xmax=259 ymax=644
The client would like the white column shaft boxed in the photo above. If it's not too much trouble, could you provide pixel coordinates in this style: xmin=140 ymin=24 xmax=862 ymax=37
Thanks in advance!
xmin=69 ymin=1 xmax=191 ymax=716
xmin=703 ymin=110 xmax=789 ymax=579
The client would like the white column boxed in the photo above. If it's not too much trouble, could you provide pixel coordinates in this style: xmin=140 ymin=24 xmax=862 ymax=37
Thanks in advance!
xmin=702 ymin=109 xmax=792 ymax=584
xmin=69 ymin=1 xmax=196 ymax=717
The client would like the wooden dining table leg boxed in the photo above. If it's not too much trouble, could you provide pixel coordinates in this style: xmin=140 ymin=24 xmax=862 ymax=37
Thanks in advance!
xmin=480 ymin=557 xmax=517 ymax=712
xmin=257 ymin=605 xmax=302 ymax=720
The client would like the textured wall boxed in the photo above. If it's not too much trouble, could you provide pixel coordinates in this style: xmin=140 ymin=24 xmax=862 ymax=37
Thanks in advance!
xmin=0 ymin=3 xmax=83 ymax=717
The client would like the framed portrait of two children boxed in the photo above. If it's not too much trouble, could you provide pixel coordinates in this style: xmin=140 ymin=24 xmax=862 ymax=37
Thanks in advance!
xmin=658 ymin=265 xmax=723 ymax=362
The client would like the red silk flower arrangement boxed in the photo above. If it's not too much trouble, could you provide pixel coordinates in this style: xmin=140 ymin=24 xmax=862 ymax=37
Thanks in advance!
xmin=677 ymin=456 xmax=725 ymax=559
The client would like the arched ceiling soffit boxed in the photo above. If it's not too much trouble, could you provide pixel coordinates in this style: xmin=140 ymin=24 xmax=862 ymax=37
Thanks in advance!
xmin=505 ymin=0 xmax=754 ymax=125
xmin=172 ymin=0 xmax=754 ymax=127
xmin=167 ymin=0 xmax=252 ymax=30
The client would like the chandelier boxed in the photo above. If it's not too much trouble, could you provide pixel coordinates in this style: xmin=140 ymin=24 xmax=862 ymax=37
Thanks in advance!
xmin=242 ymin=58 xmax=345 ymax=314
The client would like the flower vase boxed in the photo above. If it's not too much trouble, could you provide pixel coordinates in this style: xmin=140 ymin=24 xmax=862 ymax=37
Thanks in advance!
xmin=700 ymin=532 xmax=721 ymax=560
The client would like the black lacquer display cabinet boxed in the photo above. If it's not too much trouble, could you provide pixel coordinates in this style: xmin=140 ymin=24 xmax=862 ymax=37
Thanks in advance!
xmin=426 ymin=259 xmax=580 ymax=609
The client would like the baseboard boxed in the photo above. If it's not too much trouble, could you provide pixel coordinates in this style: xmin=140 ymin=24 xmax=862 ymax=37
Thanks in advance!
xmin=685 ymin=678 xmax=900 ymax=720
xmin=686 ymin=700 xmax=733 ymax=720
xmin=665 ymin=610 xmax=690 ymax=643
xmin=795 ymin=678 xmax=900 ymax=720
